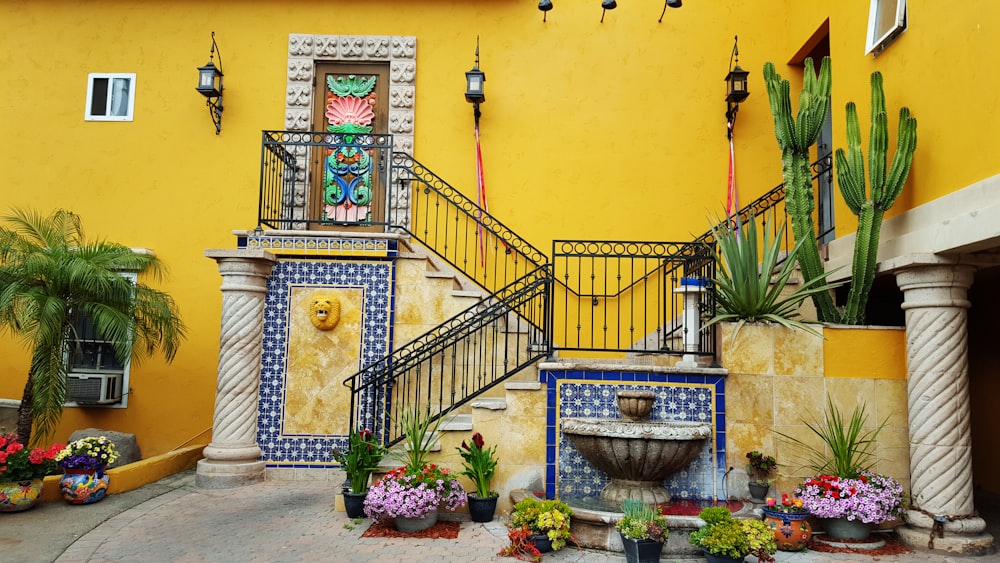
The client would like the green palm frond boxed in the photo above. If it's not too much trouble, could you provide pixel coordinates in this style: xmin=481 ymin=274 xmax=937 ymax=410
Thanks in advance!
xmin=0 ymin=208 xmax=187 ymax=445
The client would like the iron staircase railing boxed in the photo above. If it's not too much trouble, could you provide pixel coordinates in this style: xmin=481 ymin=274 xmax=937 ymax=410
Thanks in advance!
xmin=344 ymin=266 xmax=551 ymax=444
xmin=257 ymin=132 xmax=833 ymax=444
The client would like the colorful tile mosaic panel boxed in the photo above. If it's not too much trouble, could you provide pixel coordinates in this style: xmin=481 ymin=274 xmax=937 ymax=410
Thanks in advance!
xmin=258 ymin=258 xmax=394 ymax=467
xmin=542 ymin=369 xmax=727 ymax=501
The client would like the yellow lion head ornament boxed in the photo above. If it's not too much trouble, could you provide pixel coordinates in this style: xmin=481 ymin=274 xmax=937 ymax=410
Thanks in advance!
xmin=308 ymin=293 xmax=340 ymax=331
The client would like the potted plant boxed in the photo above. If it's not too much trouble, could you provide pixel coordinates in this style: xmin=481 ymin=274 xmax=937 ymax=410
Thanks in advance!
xmin=797 ymin=472 xmax=903 ymax=539
xmin=689 ymin=506 xmax=776 ymax=563
xmin=778 ymin=397 xmax=904 ymax=539
xmin=456 ymin=431 xmax=499 ymax=522
xmin=332 ymin=428 xmax=386 ymax=518
xmin=0 ymin=433 xmax=62 ymax=512
xmin=704 ymin=212 xmax=840 ymax=341
xmin=762 ymin=493 xmax=812 ymax=551
xmin=745 ymin=451 xmax=775 ymax=502
xmin=363 ymin=407 xmax=466 ymax=532
xmin=616 ymin=498 xmax=669 ymax=563
xmin=55 ymin=435 xmax=119 ymax=504
xmin=507 ymin=497 xmax=574 ymax=552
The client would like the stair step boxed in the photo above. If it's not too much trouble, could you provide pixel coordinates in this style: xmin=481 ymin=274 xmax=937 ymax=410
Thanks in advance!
xmin=471 ymin=398 xmax=507 ymax=411
xmin=505 ymin=381 xmax=542 ymax=391
xmin=438 ymin=414 xmax=473 ymax=431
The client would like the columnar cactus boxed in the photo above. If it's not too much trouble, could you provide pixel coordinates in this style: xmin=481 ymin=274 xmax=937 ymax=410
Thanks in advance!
xmin=836 ymin=72 xmax=917 ymax=325
xmin=763 ymin=57 xmax=839 ymax=323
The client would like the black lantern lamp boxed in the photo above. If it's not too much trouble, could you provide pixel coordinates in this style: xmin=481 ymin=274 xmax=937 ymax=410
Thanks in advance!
xmin=725 ymin=35 xmax=749 ymax=135
xmin=196 ymin=32 xmax=224 ymax=134
xmin=658 ymin=0 xmax=682 ymax=23
xmin=465 ymin=39 xmax=485 ymax=125
xmin=600 ymin=0 xmax=617 ymax=22
xmin=538 ymin=0 xmax=553 ymax=22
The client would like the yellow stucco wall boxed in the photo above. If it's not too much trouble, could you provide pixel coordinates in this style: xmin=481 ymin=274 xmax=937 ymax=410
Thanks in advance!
xmin=1 ymin=1 xmax=997 ymax=459
xmin=720 ymin=323 xmax=910 ymax=496
xmin=823 ymin=325 xmax=906 ymax=380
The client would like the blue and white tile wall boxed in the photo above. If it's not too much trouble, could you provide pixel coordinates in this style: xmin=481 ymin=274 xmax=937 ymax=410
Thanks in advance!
xmin=543 ymin=369 xmax=727 ymax=501
xmin=256 ymin=257 xmax=395 ymax=468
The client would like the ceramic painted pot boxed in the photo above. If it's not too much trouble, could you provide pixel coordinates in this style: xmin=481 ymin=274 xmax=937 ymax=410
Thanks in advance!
xmin=394 ymin=508 xmax=438 ymax=533
xmin=762 ymin=508 xmax=813 ymax=551
xmin=59 ymin=468 xmax=110 ymax=504
xmin=0 ymin=479 xmax=43 ymax=512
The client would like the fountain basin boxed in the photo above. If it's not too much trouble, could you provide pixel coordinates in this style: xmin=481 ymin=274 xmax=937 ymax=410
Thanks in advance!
xmin=561 ymin=418 xmax=711 ymax=504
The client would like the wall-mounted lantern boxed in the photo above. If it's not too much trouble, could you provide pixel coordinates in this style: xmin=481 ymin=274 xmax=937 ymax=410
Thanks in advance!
xmin=196 ymin=32 xmax=224 ymax=134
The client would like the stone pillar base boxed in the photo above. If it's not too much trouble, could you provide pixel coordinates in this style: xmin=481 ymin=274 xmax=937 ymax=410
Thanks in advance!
xmin=896 ymin=525 xmax=994 ymax=556
xmin=195 ymin=458 xmax=266 ymax=489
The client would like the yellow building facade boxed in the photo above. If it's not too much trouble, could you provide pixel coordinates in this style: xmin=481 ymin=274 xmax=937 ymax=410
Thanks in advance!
xmin=2 ymin=0 xmax=998 ymax=551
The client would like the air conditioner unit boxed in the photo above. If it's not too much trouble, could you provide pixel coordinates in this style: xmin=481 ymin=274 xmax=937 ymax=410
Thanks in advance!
xmin=67 ymin=373 xmax=123 ymax=405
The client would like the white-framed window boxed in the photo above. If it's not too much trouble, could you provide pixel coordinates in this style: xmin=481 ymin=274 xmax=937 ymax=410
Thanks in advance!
xmin=65 ymin=272 xmax=136 ymax=408
xmin=866 ymin=0 xmax=907 ymax=56
xmin=85 ymin=73 xmax=136 ymax=121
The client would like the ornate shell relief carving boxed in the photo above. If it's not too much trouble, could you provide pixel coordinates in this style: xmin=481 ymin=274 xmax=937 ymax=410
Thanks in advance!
xmin=285 ymin=33 xmax=415 ymax=148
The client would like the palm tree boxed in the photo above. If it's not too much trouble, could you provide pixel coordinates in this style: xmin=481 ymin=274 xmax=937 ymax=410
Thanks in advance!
xmin=0 ymin=208 xmax=186 ymax=446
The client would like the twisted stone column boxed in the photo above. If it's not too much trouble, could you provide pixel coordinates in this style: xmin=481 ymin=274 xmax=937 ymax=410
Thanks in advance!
xmin=893 ymin=259 xmax=993 ymax=554
xmin=197 ymin=249 xmax=276 ymax=488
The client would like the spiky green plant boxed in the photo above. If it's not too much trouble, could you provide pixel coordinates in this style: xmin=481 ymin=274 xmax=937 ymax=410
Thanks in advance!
xmin=393 ymin=405 xmax=447 ymax=471
xmin=705 ymin=212 xmax=840 ymax=340
xmin=0 ymin=208 xmax=186 ymax=446
xmin=836 ymin=72 xmax=917 ymax=324
xmin=777 ymin=396 xmax=889 ymax=478
xmin=763 ymin=57 xmax=839 ymax=323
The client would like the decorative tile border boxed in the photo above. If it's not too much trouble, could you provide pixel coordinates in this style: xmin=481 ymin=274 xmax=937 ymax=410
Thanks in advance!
xmin=258 ymin=258 xmax=394 ymax=467
xmin=542 ymin=369 xmax=727 ymax=501
xmin=239 ymin=234 xmax=395 ymax=258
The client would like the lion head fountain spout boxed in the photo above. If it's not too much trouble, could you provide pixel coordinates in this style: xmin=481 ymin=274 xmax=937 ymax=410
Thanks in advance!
xmin=561 ymin=390 xmax=711 ymax=504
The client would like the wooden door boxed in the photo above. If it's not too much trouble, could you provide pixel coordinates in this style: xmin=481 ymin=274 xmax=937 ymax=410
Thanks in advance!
xmin=310 ymin=63 xmax=390 ymax=231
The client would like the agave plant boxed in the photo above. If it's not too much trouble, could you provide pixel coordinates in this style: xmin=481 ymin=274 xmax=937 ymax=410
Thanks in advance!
xmin=706 ymin=212 xmax=840 ymax=339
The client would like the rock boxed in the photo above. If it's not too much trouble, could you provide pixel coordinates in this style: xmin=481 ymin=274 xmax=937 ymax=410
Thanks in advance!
xmin=67 ymin=428 xmax=141 ymax=468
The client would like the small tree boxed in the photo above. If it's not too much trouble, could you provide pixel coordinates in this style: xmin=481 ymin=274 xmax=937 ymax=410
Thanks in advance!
xmin=0 ymin=208 xmax=186 ymax=445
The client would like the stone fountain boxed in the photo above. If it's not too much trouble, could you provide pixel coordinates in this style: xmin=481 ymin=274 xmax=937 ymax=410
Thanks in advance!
xmin=561 ymin=389 xmax=712 ymax=504
xmin=554 ymin=389 xmax=719 ymax=555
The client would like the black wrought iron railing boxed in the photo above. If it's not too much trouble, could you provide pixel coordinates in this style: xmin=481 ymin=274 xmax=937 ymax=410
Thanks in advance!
xmin=258 ymin=130 xmax=832 ymax=444
xmin=259 ymin=130 xmax=394 ymax=230
xmin=344 ymin=266 xmax=551 ymax=444
xmin=390 ymin=153 xmax=548 ymax=295
xmin=551 ymin=240 xmax=716 ymax=356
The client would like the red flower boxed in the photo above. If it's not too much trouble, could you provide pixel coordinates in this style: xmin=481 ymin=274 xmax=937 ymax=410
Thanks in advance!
xmin=472 ymin=433 xmax=485 ymax=448
xmin=461 ymin=440 xmax=469 ymax=451
xmin=28 ymin=449 xmax=44 ymax=464
xmin=6 ymin=442 xmax=23 ymax=455
xmin=360 ymin=429 xmax=372 ymax=441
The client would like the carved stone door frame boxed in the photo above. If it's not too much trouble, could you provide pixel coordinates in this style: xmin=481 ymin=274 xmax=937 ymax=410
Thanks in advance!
xmin=285 ymin=34 xmax=416 ymax=231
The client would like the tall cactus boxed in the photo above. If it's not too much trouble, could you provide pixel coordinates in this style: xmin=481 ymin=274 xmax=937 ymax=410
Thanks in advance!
xmin=836 ymin=72 xmax=917 ymax=324
xmin=763 ymin=57 xmax=839 ymax=323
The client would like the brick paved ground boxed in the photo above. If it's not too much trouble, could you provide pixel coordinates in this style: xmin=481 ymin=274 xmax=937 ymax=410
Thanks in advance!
xmin=4 ymin=470 xmax=995 ymax=563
